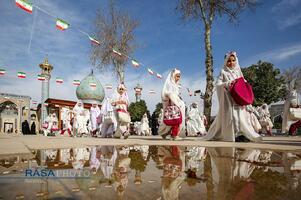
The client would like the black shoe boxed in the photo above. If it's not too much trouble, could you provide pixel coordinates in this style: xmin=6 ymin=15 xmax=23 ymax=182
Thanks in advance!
xmin=235 ymin=135 xmax=250 ymax=142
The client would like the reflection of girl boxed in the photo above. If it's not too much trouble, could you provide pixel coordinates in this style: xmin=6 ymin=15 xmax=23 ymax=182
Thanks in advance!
xmin=202 ymin=52 xmax=261 ymax=142
xmin=112 ymin=84 xmax=130 ymax=139
xmin=159 ymin=69 xmax=186 ymax=140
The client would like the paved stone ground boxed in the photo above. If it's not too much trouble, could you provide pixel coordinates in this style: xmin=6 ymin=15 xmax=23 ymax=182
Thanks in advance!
xmin=0 ymin=133 xmax=301 ymax=155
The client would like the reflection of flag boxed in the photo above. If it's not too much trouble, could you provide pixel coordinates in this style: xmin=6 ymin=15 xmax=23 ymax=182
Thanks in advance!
xmin=73 ymin=80 xmax=80 ymax=86
xmin=149 ymin=90 xmax=155 ymax=94
xmin=56 ymin=18 xmax=70 ymax=30
xmin=156 ymin=73 xmax=162 ymax=79
xmin=0 ymin=69 xmax=6 ymax=75
xmin=15 ymin=0 xmax=33 ymax=14
xmin=148 ymin=68 xmax=154 ymax=75
xmin=37 ymin=74 xmax=46 ymax=81
xmin=105 ymin=84 xmax=112 ymax=89
xmin=89 ymin=36 xmax=100 ymax=45
xmin=17 ymin=72 xmax=26 ymax=78
xmin=56 ymin=77 xmax=63 ymax=83
xmin=90 ymin=83 xmax=97 ymax=88
xmin=112 ymin=49 xmax=122 ymax=56
xmin=131 ymin=59 xmax=140 ymax=68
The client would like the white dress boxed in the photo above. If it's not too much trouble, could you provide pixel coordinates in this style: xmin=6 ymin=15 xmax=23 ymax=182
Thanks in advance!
xmin=202 ymin=54 xmax=261 ymax=142
xmin=141 ymin=115 xmax=150 ymax=136
xmin=186 ymin=106 xmax=206 ymax=136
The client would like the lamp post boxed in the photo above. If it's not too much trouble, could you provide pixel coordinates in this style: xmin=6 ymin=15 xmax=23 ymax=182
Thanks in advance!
xmin=134 ymin=83 xmax=142 ymax=102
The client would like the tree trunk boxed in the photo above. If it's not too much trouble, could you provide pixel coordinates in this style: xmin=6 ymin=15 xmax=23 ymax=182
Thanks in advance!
xmin=203 ymin=23 xmax=214 ymax=124
xmin=114 ymin=60 xmax=125 ymax=83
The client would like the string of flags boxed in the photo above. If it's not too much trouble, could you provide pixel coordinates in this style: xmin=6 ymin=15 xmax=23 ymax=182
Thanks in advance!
xmin=11 ymin=0 xmax=199 ymax=97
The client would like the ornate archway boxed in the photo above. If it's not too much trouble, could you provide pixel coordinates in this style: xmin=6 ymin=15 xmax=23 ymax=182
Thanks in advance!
xmin=0 ymin=101 xmax=19 ymax=133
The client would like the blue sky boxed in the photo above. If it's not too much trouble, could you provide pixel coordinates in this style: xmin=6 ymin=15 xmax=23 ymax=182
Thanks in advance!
xmin=0 ymin=0 xmax=300 ymax=113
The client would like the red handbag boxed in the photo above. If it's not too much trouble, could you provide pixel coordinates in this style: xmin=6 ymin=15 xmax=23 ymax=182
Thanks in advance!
xmin=230 ymin=77 xmax=254 ymax=106
xmin=163 ymin=102 xmax=182 ymax=126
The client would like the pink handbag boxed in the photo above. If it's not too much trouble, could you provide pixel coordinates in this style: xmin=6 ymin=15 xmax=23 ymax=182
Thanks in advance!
xmin=163 ymin=102 xmax=182 ymax=126
xmin=230 ymin=77 xmax=254 ymax=106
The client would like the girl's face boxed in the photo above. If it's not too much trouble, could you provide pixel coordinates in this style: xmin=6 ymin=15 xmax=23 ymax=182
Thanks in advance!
xmin=227 ymin=55 xmax=236 ymax=69
xmin=118 ymin=87 xmax=125 ymax=95
xmin=174 ymin=73 xmax=181 ymax=83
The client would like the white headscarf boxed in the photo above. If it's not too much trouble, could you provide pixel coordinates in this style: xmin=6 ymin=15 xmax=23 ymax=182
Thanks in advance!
xmin=112 ymin=83 xmax=129 ymax=104
xmin=73 ymin=100 xmax=84 ymax=114
xmin=223 ymin=51 xmax=243 ymax=79
xmin=101 ymin=98 xmax=114 ymax=115
xmin=161 ymin=68 xmax=181 ymax=101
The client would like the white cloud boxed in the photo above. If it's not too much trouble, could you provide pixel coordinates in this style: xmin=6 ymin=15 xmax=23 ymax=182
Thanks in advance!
xmin=242 ymin=42 xmax=301 ymax=66
xmin=271 ymin=0 xmax=301 ymax=30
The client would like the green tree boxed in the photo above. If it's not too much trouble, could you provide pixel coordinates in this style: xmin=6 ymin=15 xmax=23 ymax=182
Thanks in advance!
xmin=177 ymin=0 xmax=257 ymax=123
xmin=242 ymin=61 xmax=286 ymax=106
xmin=128 ymin=100 xmax=149 ymax=122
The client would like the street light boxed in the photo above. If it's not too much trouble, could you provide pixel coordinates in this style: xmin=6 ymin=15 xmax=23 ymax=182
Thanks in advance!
xmin=134 ymin=83 xmax=142 ymax=102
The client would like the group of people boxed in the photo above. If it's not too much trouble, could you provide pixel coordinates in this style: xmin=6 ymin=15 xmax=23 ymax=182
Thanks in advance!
xmin=39 ymin=51 xmax=300 ymax=141
xmin=158 ymin=51 xmax=300 ymax=142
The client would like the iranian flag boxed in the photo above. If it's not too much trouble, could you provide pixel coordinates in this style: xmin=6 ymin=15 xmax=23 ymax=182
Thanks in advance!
xmin=56 ymin=77 xmax=63 ymax=83
xmin=17 ymin=72 xmax=26 ymax=78
xmin=37 ymin=74 xmax=46 ymax=81
xmin=105 ymin=84 xmax=112 ymax=89
xmin=90 ymin=83 xmax=97 ymax=88
xmin=149 ymin=90 xmax=156 ymax=94
xmin=156 ymin=73 xmax=162 ymax=79
xmin=112 ymin=49 xmax=122 ymax=56
xmin=148 ymin=68 xmax=154 ymax=75
xmin=55 ymin=104 xmax=60 ymax=108
xmin=32 ymin=101 xmax=37 ymax=105
xmin=44 ymin=103 xmax=48 ymax=107
xmin=73 ymin=80 xmax=80 ymax=86
xmin=56 ymin=18 xmax=70 ymax=30
xmin=16 ymin=0 xmax=33 ymax=14
xmin=89 ymin=36 xmax=100 ymax=45
xmin=131 ymin=59 xmax=140 ymax=68
xmin=0 ymin=69 xmax=6 ymax=75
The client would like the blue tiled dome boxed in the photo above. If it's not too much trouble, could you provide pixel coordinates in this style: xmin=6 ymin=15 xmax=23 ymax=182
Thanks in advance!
xmin=76 ymin=72 xmax=105 ymax=104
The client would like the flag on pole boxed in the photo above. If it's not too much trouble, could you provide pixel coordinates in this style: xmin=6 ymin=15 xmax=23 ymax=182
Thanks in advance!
xmin=156 ymin=73 xmax=162 ymax=79
xmin=44 ymin=103 xmax=48 ymax=107
xmin=149 ymin=90 xmax=156 ymax=94
xmin=32 ymin=101 xmax=37 ymax=105
xmin=55 ymin=104 xmax=60 ymax=108
xmin=56 ymin=18 xmax=70 ymax=30
xmin=148 ymin=68 xmax=154 ymax=75
xmin=56 ymin=77 xmax=63 ymax=83
xmin=112 ymin=49 xmax=122 ymax=56
xmin=89 ymin=36 xmax=100 ymax=45
xmin=131 ymin=59 xmax=140 ymax=68
xmin=15 ymin=0 xmax=33 ymax=14
xmin=105 ymin=84 xmax=112 ymax=89
xmin=73 ymin=80 xmax=80 ymax=86
xmin=17 ymin=72 xmax=26 ymax=78
xmin=0 ymin=69 xmax=6 ymax=75
xmin=90 ymin=83 xmax=97 ymax=88
xmin=37 ymin=74 xmax=46 ymax=81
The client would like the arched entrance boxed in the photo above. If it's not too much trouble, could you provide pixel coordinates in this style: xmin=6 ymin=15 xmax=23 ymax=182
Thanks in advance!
xmin=0 ymin=101 xmax=18 ymax=133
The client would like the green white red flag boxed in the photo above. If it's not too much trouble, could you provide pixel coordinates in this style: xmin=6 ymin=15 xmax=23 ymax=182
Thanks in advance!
xmin=148 ymin=68 xmax=154 ymax=75
xmin=73 ymin=80 xmax=80 ymax=86
xmin=156 ymin=73 xmax=162 ymax=79
xmin=90 ymin=83 xmax=97 ymax=88
xmin=131 ymin=59 xmax=140 ymax=68
xmin=89 ymin=36 xmax=100 ymax=45
xmin=56 ymin=77 xmax=63 ymax=83
xmin=37 ymin=74 xmax=46 ymax=81
xmin=17 ymin=72 xmax=26 ymax=78
xmin=0 ymin=69 xmax=6 ymax=75
xmin=15 ymin=0 xmax=33 ymax=14
xmin=112 ymin=49 xmax=122 ymax=56
xmin=56 ymin=18 xmax=70 ymax=30
xmin=105 ymin=84 xmax=112 ymax=89
xmin=149 ymin=90 xmax=156 ymax=94
xmin=32 ymin=100 xmax=37 ymax=105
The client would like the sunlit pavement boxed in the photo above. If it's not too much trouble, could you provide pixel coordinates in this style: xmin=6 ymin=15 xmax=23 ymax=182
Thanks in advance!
xmin=1 ymin=133 xmax=301 ymax=155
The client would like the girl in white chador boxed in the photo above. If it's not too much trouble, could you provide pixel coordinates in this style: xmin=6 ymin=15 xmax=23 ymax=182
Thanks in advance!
xmin=202 ymin=52 xmax=262 ymax=142
xmin=282 ymin=77 xmax=301 ymax=135
xmin=60 ymin=107 xmax=72 ymax=136
xmin=140 ymin=113 xmax=151 ymax=136
xmin=72 ymin=101 xmax=89 ymax=137
xmin=43 ymin=113 xmax=59 ymax=136
xmin=258 ymin=103 xmax=273 ymax=136
xmin=159 ymin=68 xmax=186 ymax=140
xmin=100 ymin=98 xmax=117 ymax=138
xmin=112 ymin=83 xmax=130 ymax=139
xmin=90 ymin=103 xmax=101 ymax=137
xmin=186 ymin=102 xmax=207 ymax=136
xmin=245 ymin=105 xmax=261 ymax=133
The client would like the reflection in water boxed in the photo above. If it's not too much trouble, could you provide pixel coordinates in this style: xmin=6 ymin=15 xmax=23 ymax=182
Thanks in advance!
xmin=0 ymin=146 xmax=301 ymax=200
